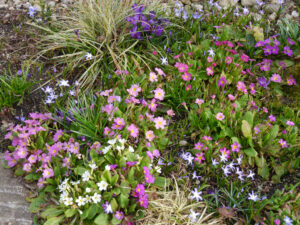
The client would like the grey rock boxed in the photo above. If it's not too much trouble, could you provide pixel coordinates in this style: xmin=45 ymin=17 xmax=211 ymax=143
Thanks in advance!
xmin=218 ymin=0 xmax=238 ymax=8
xmin=265 ymin=3 xmax=280 ymax=13
xmin=241 ymin=0 xmax=257 ymax=6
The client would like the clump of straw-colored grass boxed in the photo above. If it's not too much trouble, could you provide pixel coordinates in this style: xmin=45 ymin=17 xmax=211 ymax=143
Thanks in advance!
xmin=136 ymin=178 xmax=223 ymax=225
xmin=31 ymin=0 xmax=169 ymax=89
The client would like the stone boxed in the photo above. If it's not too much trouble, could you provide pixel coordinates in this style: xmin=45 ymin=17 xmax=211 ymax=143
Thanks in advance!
xmin=181 ymin=0 xmax=191 ymax=4
xmin=218 ymin=0 xmax=238 ymax=9
xmin=291 ymin=11 xmax=299 ymax=18
xmin=0 ymin=154 xmax=33 ymax=225
xmin=241 ymin=0 xmax=257 ymax=6
xmin=265 ymin=4 xmax=280 ymax=13
xmin=191 ymin=4 xmax=203 ymax=11
xmin=268 ymin=12 xmax=277 ymax=21
xmin=253 ymin=13 xmax=262 ymax=21
xmin=48 ymin=1 xmax=56 ymax=7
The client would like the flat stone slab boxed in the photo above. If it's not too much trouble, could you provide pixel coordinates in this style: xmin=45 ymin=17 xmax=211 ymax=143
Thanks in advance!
xmin=0 ymin=153 xmax=32 ymax=225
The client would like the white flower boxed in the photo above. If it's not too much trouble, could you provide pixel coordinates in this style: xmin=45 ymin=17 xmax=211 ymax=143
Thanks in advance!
xmin=247 ymin=170 xmax=255 ymax=180
xmin=220 ymin=153 xmax=228 ymax=163
xmin=116 ymin=145 xmax=124 ymax=151
xmin=189 ymin=209 xmax=200 ymax=222
xmin=105 ymin=165 xmax=111 ymax=171
xmin=85 ymin=195 xmax=92 ymax=203
xmin=69 ymin=90 xmax=75 ymax=96
xmin=91 ymin=193 xmax=101 ymax=203
xmin=97 ymin=181 xmax=108 ymax=191
xmin=74 ymin=81 xmax=80 ymax=86
xmin=71 ymin=180 xmax=80 ymax=185
xmin=82 ymin=171 xmax=92 ymax=182
xmin=248 ymin=191 xmax=259 ymax=201
xmin=43 ymin=86 xmax=53 ymax=94
xmin=58 ymin=79 xmax=70 ymax=87
xmin=85 ymin=52 xmax=93 ymax=60
xmin=108 ymin=139 xmax=117 ymax=145
xmin=222 ymin=166 xmax=231 ymax=177
xmin=102 ymin=146 xmax=111 ymax=154
xmin=212 ymin=159 xmax=219 ymax=166
xmin=86 ymin=188 xmax=91 ymax=193
xmin=283 ymin=216 xmax=293 ymax=225
xmin=189 ymin=188 xmax=203 ymax=202
xmin=161 ymin=57 xmax=168 ymax=65
xmin=64 ymin=197 xmax=73 ymax=206
xmin=208 ymin=48 xmax=215 ymax=57
xmin=128 ymin=146 xmax=134 ymax=152
xmin=155 ymin=166 xmax=161 ymax=174
xmin=119 ymin=139 xmax=126 ymax=145
xmin=89 ymin=162 xmax=98 ymax=170
xmin=243 ymin=7 xmax=249 ymax=15
xmin=76 ymin=196 xmax=86 ymax=206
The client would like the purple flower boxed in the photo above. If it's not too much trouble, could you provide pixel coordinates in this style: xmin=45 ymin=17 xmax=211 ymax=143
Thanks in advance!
xmin=255 ymin=41 xmax=265 ymax=47
xmin=102 ymin=201 xmax=113 ymax=214
xmin=270 ymin=74 xmax=281 ymax=83
xmin=283 ymin=46 xmax=293 ymax=57
xmin=42 ymin=168 xmax=54 ymax=179
xmin=257 ymin=76 xmax=270 ymax=89
xmin=139 ymin=193 xmax=149 ymax=208
xmin=269 ymin=114 xmax=276 ymax=122
xmin=114 ymin=211 xmax=124 ymax=220
xmin=217 ymin=76 xmax=227 ymax=88
xmin=263 ymin=45 xmax=273 ymax=56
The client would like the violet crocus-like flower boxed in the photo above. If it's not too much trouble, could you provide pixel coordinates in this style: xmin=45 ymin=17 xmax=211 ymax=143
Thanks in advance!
xmin=135 ymin=184 xmax=145 ymax=197
xmin=127 ymin=124 xmax=139 ymax=138
xmin=102 ymin=201 xmax=113 ymax=214
xmin=254 ymin=126 xmax=260 ymax=134
xmin=257 ymin=76 xmax=270 ymax=89
xmin=270 ymin=74 xmax=281 ymax=83
xmin=263 ymin=45 xmax=273 ymax=56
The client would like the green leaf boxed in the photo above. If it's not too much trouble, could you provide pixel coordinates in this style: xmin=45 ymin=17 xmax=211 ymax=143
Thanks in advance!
xmin=29 ymin=193 xmax=46 ymax=213
xmin=36 ymin=136 xmax=44 ymax=149
xmin=94 ymin=213 xmax=109 ymax=225
xmin=25 ymin=173 xmax=40 ymax=181
xmin=110 ymin=198 xmax=118 ymax=212
xmin=74 ymin=166 xmax=86 ymax=176
xmin=111 ymin=174 xmax=119 ymax=186
xmin=244 ymin=148 xmax=258 ymax=157
xmin=264 ymin=125 xmax=279 ymax=145
xmin=102 ymin=170 xmax=112 ymax=184
xmin=65 ymin=209 xmax=77 ymax=218
xmin=87 ymin=204 xmax=99 ymax=220
xmin=119 ymin=194 xmax=129 ymax=209
xmin=128 ymin=168 xmax=136 ymax=186
xmin=242 ymin=111 xmax=254 ymax=127
xmin=153 ymin=176 xmax=171 ymax=188
xmin=41 ymin=207 xmax=64 ymax=219
xmin=44 ymin=185 xmax=56 ymax=193
xmin=120 ymin=181 xmax=131 ymax=195
xmin=44 ymin=216 xmax=64 ymax=225
xmin=241 ymin=120 xmax=252 ymax=138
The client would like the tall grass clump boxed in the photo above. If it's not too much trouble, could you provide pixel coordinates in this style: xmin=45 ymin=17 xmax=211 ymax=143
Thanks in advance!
xmin=32 ymin=0 xmax=169 ymax=89
xmin=136 ymin=179 xmax=222 ymax=225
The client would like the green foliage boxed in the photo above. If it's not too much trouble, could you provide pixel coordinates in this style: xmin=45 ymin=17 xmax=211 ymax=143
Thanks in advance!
xmin=0 ymin=67 xmax=36 ymax=110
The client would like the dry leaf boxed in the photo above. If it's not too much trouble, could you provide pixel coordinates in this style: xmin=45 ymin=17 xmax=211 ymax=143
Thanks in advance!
xmin=218 ymin=207 xmax=236 ymax=219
